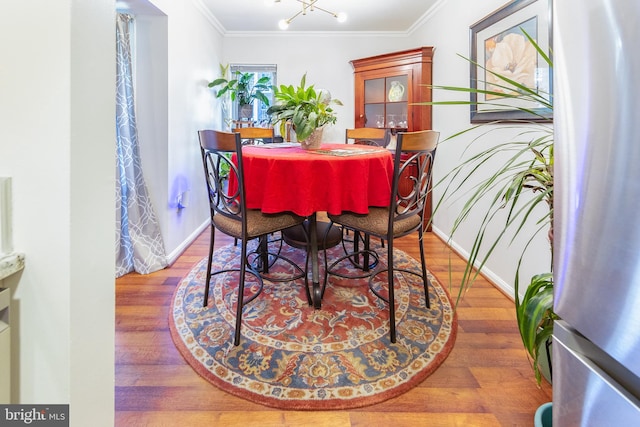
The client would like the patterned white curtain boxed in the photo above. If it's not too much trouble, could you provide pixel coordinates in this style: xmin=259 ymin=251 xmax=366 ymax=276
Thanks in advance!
xmin=115 ymin=13 xmax=167 ymax=277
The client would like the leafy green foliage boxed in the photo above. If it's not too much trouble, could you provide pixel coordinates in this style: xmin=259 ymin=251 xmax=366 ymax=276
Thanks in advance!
xmin=267 ymin=73 xmax=342 ymax=142
xmin=515 ymin=272 xmax=557 ymax=383
xmin=208 ymin=69 xmax=272 ymax=107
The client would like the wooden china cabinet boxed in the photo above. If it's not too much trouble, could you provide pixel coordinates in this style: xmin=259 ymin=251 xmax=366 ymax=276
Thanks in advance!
xmin=350 ymin=47 xmax=435 ymax=227
xmin=350 ymin=46 xmax=434 ymax=133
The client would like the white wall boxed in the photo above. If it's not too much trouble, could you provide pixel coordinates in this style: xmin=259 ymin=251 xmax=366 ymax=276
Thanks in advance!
xmin=135 ymin=11 xmax=170 ymax=251
xmin=163 ymin=1 xmax=225 ymax=257
xmin=0 ymin=0 xmax=115 ymax=424
xmin=133 ymin=0 xmax=225 ymax=263
xmin=410 ymin=0 xmax=552 ymax=296
xmin=222 ymin=33 xmax=417 ymax=143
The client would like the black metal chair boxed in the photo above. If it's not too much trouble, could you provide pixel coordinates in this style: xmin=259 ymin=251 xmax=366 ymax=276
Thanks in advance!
xmin=345 ymin=127 xmax=390 ymax=147
xmin=230 ymin=127 xmax=277 ymax=247
xmin=327 ymin=130 xmax=439 ymax=343
xmin=198 ymin=129 xmax=307 ymax=345
xmin=232 ymin=127 xmax=276 ymax=145
xmin=343 ymin=128 xmax=391 ymax=261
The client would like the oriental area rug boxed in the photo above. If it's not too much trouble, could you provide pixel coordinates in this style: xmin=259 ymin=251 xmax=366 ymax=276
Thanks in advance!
xmin=169 ymin=240 xmax=457 ymax=410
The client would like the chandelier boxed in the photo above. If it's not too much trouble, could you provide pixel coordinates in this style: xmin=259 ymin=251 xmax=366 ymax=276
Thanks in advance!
xmin=265 ymin=0 xmax=347 ymax=30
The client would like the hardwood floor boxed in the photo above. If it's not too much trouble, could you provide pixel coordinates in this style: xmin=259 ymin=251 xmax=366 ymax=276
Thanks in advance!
xmin=115 ymin=228 xmax=552 ymax=426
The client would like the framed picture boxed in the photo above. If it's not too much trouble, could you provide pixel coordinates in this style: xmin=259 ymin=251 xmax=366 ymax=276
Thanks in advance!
xmin=469 ymin=0 xmax=552 ymax=123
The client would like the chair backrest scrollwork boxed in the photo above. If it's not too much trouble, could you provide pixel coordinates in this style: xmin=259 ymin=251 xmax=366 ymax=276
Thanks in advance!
xmin=198 ymin=130 xmax=245 ymax=223
xmin=390 ymin=130 xmax=439 ymax=230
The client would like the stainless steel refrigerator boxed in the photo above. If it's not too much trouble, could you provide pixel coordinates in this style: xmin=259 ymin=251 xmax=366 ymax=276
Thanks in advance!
xmin=554 ymin=0 xmax=640 ymax=425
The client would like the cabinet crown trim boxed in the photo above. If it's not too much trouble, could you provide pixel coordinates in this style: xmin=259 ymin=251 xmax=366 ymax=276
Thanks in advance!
xmin=350 ymin=46 xmax=434 ymax=71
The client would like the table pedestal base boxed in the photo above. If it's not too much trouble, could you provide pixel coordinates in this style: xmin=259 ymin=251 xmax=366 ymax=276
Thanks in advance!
xmin=282 ymin=216 xmax=343 ymax=308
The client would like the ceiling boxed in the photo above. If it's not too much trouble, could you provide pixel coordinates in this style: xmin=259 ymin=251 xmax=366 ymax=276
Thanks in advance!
xmin=199 ymin=0 xmax=441 ymax=33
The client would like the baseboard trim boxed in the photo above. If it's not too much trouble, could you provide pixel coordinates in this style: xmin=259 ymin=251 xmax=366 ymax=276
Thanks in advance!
xmin=430 ymin=225 xmax=515 ymax=301
xmin=166 ymin=220 xmax=209 ymax=266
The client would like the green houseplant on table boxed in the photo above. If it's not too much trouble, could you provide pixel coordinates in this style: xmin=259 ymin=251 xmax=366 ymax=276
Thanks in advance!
xmin=267 ymin=73 xmax=342 ymax=149
xmin=422 ymin=32 xmax=555 ymax=385
xmin=208 ymin=64 xmax=272 ymax=121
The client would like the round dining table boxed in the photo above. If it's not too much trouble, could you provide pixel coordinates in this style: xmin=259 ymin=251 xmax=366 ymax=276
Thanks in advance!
xmin=232 ymin=143 xmax=394 ymax=307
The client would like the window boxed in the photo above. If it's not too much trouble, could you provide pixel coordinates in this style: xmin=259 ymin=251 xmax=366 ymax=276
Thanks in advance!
xmin=229 ymin=64 xmax=277 ymax=126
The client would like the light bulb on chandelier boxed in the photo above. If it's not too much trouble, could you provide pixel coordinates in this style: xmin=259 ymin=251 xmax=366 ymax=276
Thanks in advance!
xmin=278 ymin=19 xmax=290 ymax=30
xmin=270 ymin=0 xmax=347 ymax=30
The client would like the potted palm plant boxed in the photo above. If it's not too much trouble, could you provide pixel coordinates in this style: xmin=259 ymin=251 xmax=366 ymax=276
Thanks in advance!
xmin=421 ymin=31 xmax=555 ymax=384
xmin=208 ymin=65 xmax=272 ymax=121
xmin=267 ymin=73 xmax=342 ymax=149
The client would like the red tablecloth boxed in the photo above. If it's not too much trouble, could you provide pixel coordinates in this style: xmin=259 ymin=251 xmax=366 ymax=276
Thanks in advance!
xmin=232 ymin=143 xmax=394 ymax=217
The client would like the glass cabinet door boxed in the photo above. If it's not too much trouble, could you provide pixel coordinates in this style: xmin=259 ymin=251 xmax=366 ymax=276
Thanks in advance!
xmin=351 ymin=47 xmax=434 ymax=227
xmin=363 ymin=74 xmax=408 ymax=129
